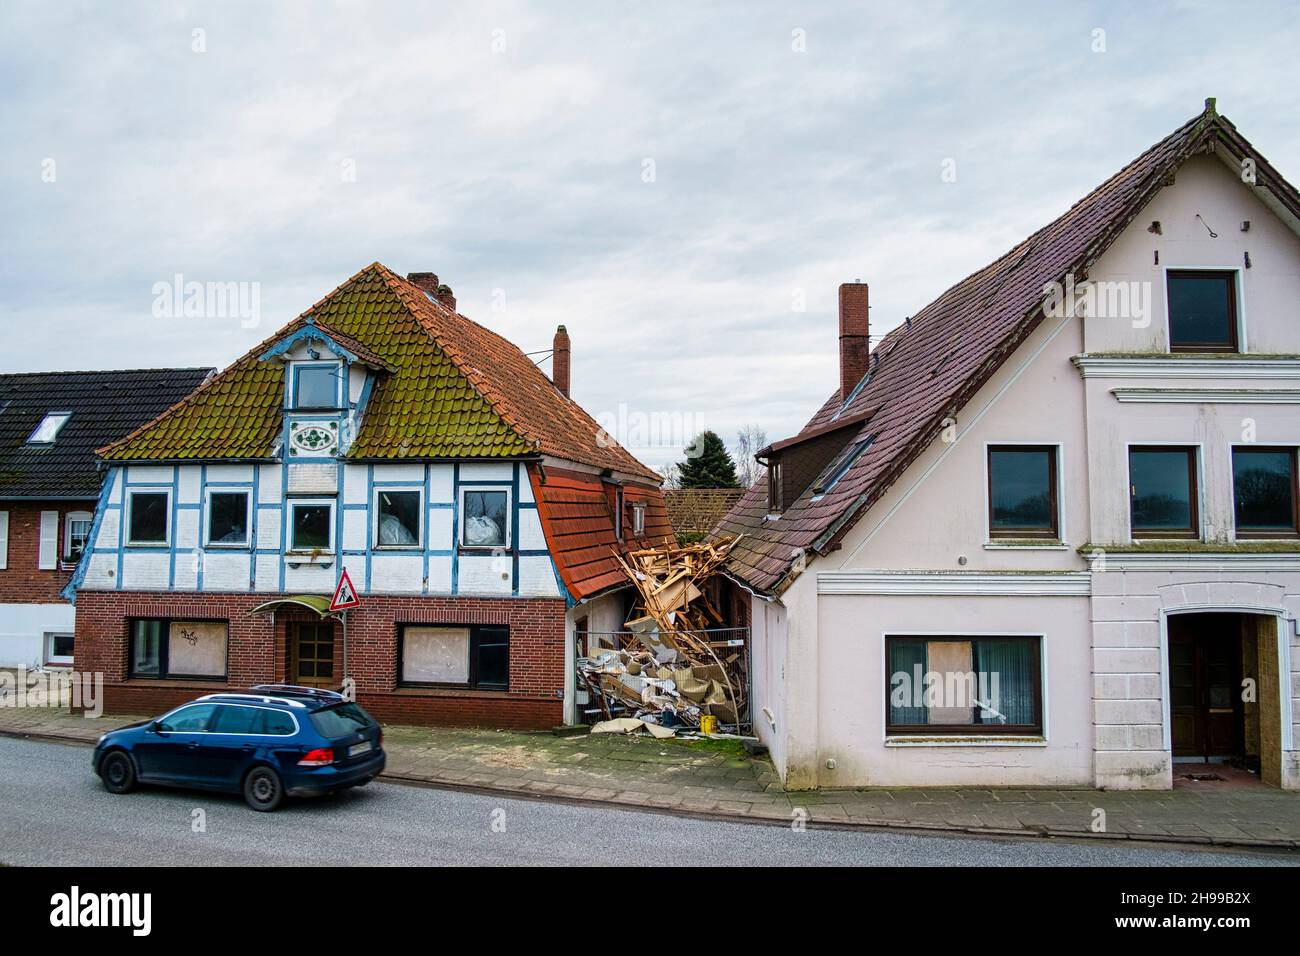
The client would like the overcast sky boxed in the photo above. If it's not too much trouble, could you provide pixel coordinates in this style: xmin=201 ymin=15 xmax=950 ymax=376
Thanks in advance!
xmin=3 ymin=2 xmax=1298 ymax=470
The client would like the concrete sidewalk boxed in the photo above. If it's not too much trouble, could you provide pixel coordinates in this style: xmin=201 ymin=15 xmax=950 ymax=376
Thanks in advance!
xmin=4 ymin=706 xmax=1300 ymax=850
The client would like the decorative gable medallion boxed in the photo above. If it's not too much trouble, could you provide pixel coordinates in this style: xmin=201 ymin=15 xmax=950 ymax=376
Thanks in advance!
xmin=288 ymin=420 xmax=339 ymax=457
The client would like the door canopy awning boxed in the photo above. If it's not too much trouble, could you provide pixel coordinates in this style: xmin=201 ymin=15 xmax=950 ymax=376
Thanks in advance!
xmin=247 ymin=595 xmax=338 ymax=619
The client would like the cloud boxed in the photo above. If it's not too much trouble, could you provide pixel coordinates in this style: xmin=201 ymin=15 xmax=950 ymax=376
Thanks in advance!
xmin=2 ymin=1 xmax=1298 ymax=473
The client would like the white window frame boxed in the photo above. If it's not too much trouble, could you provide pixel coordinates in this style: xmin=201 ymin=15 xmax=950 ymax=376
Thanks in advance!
xmin=126 ymin=489 xmax=171 ymax=547
xmin=982 ymin=441 xmax=1066 ymax=548
xmin=630 ymin=500 xmax=646 ymax=537
xmin=459 ymin=485 xmax=512 ymax=550
xmin=287 ymin=498 xmax=336 ymax=554
xmin=62 ymin=511 xmax=94 ymax=568
xmin=290 ymin=360 xmax=343 ymax=410
xmin=43 ymin=631 xmax=74 ymax=668
xmin=0 ymin=510 xmax=8 ymax=570
xmin=373 ymin=486 xmax=424 ymax=550
xmin=204 ymin=488 xmax=253 ymax=548
xmin=26 ymin=411 xmax=71 ymax=444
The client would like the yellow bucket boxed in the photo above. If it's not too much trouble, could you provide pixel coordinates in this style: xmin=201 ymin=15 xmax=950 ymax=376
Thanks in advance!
xmin=699 ymin=715 xmax=719 ymax=735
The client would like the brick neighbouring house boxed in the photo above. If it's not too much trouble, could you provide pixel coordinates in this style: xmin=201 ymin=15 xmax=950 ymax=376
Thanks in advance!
xmin=0 ymin=368 xmax=213 ymax=668
xmin=69 ymin=263 xmax=672 ymax=729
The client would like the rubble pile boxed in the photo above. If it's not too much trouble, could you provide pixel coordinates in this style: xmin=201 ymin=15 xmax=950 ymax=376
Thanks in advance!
xmin=576 ymin=536 xmax=747 ymax=735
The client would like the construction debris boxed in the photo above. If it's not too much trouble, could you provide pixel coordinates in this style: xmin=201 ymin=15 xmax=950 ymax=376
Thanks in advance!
xmin=577 ymin=536 xmax=749 ymax=736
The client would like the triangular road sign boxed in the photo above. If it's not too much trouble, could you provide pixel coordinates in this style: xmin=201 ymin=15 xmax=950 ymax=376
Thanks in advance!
xmin=330 ymin=568 xmax=361 ymax=611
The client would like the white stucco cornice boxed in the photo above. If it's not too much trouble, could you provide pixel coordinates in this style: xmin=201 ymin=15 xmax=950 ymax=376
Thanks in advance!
xmin=1110 ymin=387 xmax=1300 ymax=404
xmin=1072 ymin=355 xmax=1300 ymax=380
xmin=816 ymin=570 xmax=1091 ymax=596
xmin=1091 ymin=551 xmax=1300 ymax=572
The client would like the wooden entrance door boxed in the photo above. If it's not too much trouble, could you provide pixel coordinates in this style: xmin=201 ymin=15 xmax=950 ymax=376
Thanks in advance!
xmin=1169 ymin=615 xmax=1241 ymax=760
xmin=292 ymin=622 xmax=336 ymax=688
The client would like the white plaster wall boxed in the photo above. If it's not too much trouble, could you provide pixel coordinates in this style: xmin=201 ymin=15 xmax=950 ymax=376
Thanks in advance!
xmin=1083 ymin=154 xmax=1300 ymax=355
xmin=457 ymin=553 xmax=512 ymax=595
xmin=428 ymin=508 xmax=453 ymax=547
xmin=812 ymin=593 xmax=1093 ymax=788
xmin=459 ymin=462 xmax=513 ymax=482
xmin=749 ymin=596 xmax=789 ymax=779
xmin=373 ymin=463 xmax=425 ymax=483
xmin=369 ymin=554 xmax=424 ymax=593
xmin=429 ymin=465 xmax=454 ymax=503
xmin=202 ymin=552 xmax=251 ymax=591
xmin=342 ymin=464 xmax=367 ymax=504
xmin=254 ymin=554 xmax=279 ymax=592
xmin=0 ymin=603 xmax=75 ymax=668
xmin=517 ymin=555 xmax=562 ymax=597
xmin=518 ymin=509 xmax=547 ymax=551
xmin=830 ymin=310 xmax=1088 ymax=571
xmin=427 ymin=555 xmax=453 ymax=594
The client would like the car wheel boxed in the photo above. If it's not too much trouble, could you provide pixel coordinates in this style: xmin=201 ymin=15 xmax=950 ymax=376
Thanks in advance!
xmin=243 ymin=766 xmax=284 ymax=812
xmin=100 ymin=751 xmax=137 ymax=794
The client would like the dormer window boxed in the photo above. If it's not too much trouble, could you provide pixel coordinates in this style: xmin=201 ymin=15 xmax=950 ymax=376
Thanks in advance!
xmin=292 ymin=363 xmax=341 ymax=409
xmin=767 ymin=458 xmax=784 ymax=514
xmin=27 ymin=412 xmax=71 ymax=444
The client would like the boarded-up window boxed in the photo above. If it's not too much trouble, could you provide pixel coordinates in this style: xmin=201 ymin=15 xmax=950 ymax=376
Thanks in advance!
xmin=402 ymin=627 xmax=470 ymax=684
xmin=129 ymin=618 xmax=227 ymax=679
xmin=169 ymin=621 xmax=228 ymax=677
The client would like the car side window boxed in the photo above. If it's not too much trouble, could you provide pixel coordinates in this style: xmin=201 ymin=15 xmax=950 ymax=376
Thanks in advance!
xmin=157 ymin=703 xmax=217 ymax=733
xmin=210 ymin=704 xmax=262 ymax=734
xmin=257 ymin=709 xmax=297 ymax=736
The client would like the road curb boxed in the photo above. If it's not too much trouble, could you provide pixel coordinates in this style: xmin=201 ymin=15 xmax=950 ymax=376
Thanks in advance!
xmin=9 ymin=727 xmax=1297 ymax=853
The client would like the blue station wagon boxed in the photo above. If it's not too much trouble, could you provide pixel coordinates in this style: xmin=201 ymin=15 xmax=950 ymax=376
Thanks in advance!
xmin=92 ymin=685 xmax=386 ymax=811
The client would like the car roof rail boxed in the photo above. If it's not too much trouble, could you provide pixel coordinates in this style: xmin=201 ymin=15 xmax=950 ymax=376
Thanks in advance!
xmin=250 ymin=683 xmax=346 ymax=702
xmin=197 ymin=692 xmax=307 ymax=709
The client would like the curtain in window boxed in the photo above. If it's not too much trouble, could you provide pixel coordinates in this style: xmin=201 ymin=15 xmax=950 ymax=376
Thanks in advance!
xmin=887 ymin=639 xmax=928 ymax=725
xmin=971 ymin=639 xmax=1035 ymax=725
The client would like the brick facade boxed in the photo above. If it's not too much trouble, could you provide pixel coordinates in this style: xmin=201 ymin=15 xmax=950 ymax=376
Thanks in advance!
xmin=74 ymin=590 xmax=567 ymax=729
xmin=0 ymin=500 xmax=89 ymax=604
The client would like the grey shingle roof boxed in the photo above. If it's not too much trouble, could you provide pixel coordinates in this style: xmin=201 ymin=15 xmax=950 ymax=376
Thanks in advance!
xmin=0 ymin=368 xmax=213 ymax=499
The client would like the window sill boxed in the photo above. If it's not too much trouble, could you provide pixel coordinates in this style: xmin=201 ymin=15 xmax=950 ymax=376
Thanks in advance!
xmin=123 ymin=676 xmax=226 ymax=686
xmin=457 ymin=546 xmax=512 ymax=555
xmin=885 ymin=735 xmax=1047 ymax=748
xmin=983 ymin=540 xmax=1068 ymax=551
xmin=392 ymin=685 xmax=512 ymax=698
xmin=205 ymin=542 xmax=251 ymax=550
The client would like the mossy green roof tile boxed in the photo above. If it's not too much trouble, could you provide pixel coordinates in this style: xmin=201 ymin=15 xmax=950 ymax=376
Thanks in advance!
xmin=100 ymin=262 xmax=659 ymax=480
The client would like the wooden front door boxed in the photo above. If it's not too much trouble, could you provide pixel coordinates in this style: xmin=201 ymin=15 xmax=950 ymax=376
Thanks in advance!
xmin=292 ymin=622 xmax=336 ymax=688
xmin=1169 ymin=615 xmax=1241 ymax=760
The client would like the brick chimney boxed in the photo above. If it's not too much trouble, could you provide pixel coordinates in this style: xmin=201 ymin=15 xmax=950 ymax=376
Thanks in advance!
xmin=552 ymin=325 xmax=571 ymax=398
xmin=435 ymin=284 xmax=456 ymax=312
xmin=407 ymin=272 xmax=439 ymax=295
xmin=839 ymin=281 xmax=870 ymax=401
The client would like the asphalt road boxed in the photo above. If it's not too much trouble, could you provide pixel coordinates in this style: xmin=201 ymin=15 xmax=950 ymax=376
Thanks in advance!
xmin=1 ymin=737 xmax=1295 ymax=867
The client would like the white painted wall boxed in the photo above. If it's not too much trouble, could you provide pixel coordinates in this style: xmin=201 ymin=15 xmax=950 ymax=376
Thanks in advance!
xmin=759 ymin=153 xmax=1300 ymax=789
xmin=0 ymin=603 xmax=76 ymax=668
xmin=78 ymin=460 xmax=562 ymax=600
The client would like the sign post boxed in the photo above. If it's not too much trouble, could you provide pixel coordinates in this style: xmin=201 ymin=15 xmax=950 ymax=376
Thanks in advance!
xmin=330 ymin=570 xmax=361 ymax=697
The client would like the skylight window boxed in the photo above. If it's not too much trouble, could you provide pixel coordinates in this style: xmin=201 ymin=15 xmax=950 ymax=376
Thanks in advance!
xmin=813 ymin=437 xmax=873 ymax=497
xmin=27 ymin=412 xmax=71 ymax=444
